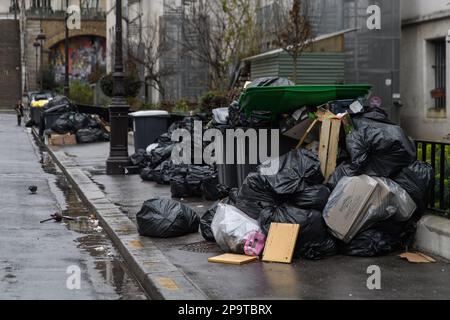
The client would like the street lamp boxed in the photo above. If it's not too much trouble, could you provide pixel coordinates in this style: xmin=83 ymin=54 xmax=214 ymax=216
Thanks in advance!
xmin=33 ymin=40 xmax=41 ymax=90
xmin=64 ymin=1 xmax=72 ymax=97
xmin=36 ymin=29 xmax=46 ymax=91
xmin=106 ymin=0 xmax=131 ymax=175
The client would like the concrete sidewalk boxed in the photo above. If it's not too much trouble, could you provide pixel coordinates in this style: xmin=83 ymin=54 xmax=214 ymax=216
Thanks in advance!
xmin=44 ymin=140 xmax=450 ymax=300
xmin=0 ymin=114 xmax=147 ymax=300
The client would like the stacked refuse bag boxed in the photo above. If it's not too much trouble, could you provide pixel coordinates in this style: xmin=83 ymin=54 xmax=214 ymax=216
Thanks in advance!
xmin=131 ymin=116 xmax=230 ymax=201
xmin=197 ymin=106 xmax=433 ymax=259
xmin=134 ymin=78 xmax=434 ymax=260
xmin=45 ymin=111 xmax=110 ymax=144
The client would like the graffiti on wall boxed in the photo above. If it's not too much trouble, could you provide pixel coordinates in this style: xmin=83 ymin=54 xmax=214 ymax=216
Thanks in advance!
xmin=50 ymin=36 xmax=106 ymax=83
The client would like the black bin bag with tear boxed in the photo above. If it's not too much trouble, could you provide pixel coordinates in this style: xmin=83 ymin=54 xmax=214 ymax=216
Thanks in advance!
xmin=136 ymin=198 xmax=200 ymax=238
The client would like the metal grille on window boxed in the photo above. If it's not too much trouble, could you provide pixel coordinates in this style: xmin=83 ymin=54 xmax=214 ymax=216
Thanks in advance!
xmin=433 ymin=40 xmax=446 ymax=110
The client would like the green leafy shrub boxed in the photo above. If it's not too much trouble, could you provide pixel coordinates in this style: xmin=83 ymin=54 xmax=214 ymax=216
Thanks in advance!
xmin=69 ymin=81 xmax=94 ymax=105
xmin=100 ymin=73 xmax=142 ymax=98
xmin=198 ymin=91 xmax=229 ymax=114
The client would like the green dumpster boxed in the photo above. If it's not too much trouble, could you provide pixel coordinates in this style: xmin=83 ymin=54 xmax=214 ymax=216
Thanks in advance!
xmin=239 ymin=84 xmax=372 ymax=121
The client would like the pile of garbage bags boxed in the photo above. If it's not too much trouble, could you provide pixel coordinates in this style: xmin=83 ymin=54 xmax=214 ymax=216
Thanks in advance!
xmin=134 ymin=89 xmax=433 ymax=260
xmin=130 ymin=116 xmax=230 ymax=201
xmin=198 ymin=107 xmax=434 ymax=259
xmin=48 ymin=112 xmax=110 ymax=144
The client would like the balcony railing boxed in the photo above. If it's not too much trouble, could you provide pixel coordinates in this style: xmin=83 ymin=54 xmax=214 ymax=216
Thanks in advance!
xmin=25 ymin=8 xmax=106 ymax=20
xmin=415 ymin=139 xmax=450 ymax=217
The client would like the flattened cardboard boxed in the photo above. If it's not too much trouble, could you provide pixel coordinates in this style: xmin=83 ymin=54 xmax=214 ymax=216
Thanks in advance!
xmin=262 ymin=223 xmax=300 ymax=264
xmin=208 ymin=254 xmax=258 ymax=265
xmin=324 ymin=176 xmax=378 ymax=242
xmin=49 ymin=133 xmax=77 ymax=146
xmin=400 ymin=252 xmax=436 ymax=264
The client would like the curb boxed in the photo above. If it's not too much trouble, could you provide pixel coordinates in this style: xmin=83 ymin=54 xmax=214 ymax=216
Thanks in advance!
xmin=32 ymin=129 xmax=208 ymax=300
xmin=415 ymin=215 xmax=450 ymax=261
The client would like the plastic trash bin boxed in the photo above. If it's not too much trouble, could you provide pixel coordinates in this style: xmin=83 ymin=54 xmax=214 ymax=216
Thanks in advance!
xmin=130 ymin=111 xmax=170 ymax=154
xmin=217 ymin=127 xmax=239 ymax=189
xmin=235 ymin=130 xmax=297 ymax=188
xmin=30 ymin=107 xmax=43 ymax=125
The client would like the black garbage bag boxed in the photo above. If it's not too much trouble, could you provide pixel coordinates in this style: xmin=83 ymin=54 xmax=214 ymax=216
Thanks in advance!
xmin=152 ymin=161 xmax=174 ymax=185
xmin=170 ymin=165 xmax=217 ymax=199
xmin=52 ymin=112 xmax=97 ymax=134
xmin=229 ymin=101 xmax=249 ymax=128
xmin=201 ymin=175 xmax=230 ymax=201
xmin=43 ymin=96 xmax=73 ymax=113
xmin=339 ymin=229 xmax=402 ymax=257
xmin=327 ymin=163 xmax=359 ymax=190
xmin=130 ymin=149 xmax=150 ymax=168
xmin=26 ymin=119 xmax=36 ymax=128
xmin=392 ymin=161 xmax=434 ymax=215
xmin=148 ymin=144 xmax=174 ymax=168
xmin=247 ymin=77 xmax=294 ymax=88
xmin=76 ymin=128 xmax=109 ymax=144
xmin=290 ymin=185 xmax=331 ymax=211
xmin=200 ymin=189 xmax=238 ymax=242
xmin=346 ymin=111 xmax=416 ymax=177
xmin=140 ymin=167 xmax=154 ymax=182
xmin=136 ymin=198 xmax=200 ymax=238
xmin=236 ymin=149 xmax=324 ymax=219
xmin=339 ymin=214 xmax=417 ymax=257
xmin=52 ymin=113 xmax=75 ymax=133
xmin=259 ymin=205 xmax=338 ymax=260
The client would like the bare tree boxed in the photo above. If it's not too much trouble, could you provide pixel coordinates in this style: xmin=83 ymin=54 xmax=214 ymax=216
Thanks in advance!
xmin=166 ymin=0 xmax=262 ymax=92
xmin=126 ymin=19 xmax=174 ymax=101
xmin=274 ymin=0 xmax=314 ymax=84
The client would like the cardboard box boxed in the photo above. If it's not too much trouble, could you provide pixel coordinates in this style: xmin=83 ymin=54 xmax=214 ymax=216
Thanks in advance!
xmin=324 ymin=175 xmax=379 ymax=243
xmin=49 ymin=133 xmax=77 ymax=146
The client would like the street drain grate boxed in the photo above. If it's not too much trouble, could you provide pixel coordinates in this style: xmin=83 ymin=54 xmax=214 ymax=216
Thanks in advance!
xmin=179 ymin=241 xmax=222 ymax=254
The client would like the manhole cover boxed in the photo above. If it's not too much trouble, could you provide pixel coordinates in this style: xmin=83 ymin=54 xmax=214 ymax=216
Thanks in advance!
xmin=179 ymin=241 xmax=222 ymax=254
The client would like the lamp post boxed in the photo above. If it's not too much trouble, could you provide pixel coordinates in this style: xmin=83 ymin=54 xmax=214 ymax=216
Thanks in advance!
xmin=64 ymin=0 xmax=71 ymax=97
xmin=36 ymin=29 xmax=46 ymax=91
xmin=33 ymin=40 xmax=41 ymax=90
xmin=106 ymin=0 xmax=130 ymax=175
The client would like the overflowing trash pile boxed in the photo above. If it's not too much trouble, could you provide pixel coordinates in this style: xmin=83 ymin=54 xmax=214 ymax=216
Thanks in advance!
xmin=131 ymin=116 xmax=230 ymax=201
xmin=46 ymin=112 xmax=110 ymax=144
xmin=135 ymin=77 xmax=434 ymax=261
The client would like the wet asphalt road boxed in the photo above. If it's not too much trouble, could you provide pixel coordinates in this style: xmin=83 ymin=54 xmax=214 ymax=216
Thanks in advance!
xmin=0 ymin=113 xmax=147 ymax=300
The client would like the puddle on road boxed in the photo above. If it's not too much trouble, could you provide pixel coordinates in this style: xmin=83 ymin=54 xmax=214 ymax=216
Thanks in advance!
xmin=36 ymin=142 xmax=148 ymax=300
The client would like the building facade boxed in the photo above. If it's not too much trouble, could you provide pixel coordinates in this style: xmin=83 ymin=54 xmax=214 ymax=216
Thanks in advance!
xmin=9 ymin=0 xmax=107 ymax=93
xmin=106 ymin=0 xmax=209 ymax=104
xmin=401 ymin=0 xmax=450 ymax=140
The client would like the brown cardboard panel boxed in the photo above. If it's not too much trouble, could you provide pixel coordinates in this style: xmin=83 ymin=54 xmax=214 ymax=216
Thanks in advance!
xmin=400 ymin=252 xmax=436 ymax=264
xmin=208 ymin=254 xmax=258 ymax=265
xmin=49 ymin=133 xmax=77 ymax=146
xmin=262 ymin=223 xmax=300 ymax=264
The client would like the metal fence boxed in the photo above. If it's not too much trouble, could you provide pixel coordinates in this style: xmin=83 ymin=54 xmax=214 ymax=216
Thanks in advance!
xmin=415 ymin=140 xmax=450 ymax=217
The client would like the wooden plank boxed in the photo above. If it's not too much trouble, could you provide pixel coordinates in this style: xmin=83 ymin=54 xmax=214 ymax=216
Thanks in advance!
xmin=208 ymin=254 xmax=258 ymax=266
xmin=324 ymin=119 xmax=342 ymax=181
xmin=262 ymin=223 xmax=300 ymax=264
xmin=318 ymin=120 xmax=332 ymax=177
xmin=295 ymin=119 xmax=319 ymax=150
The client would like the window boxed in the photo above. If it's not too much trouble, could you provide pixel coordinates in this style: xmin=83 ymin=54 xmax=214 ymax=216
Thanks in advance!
xmin=432 ymin=39 xmax=446 ymax=110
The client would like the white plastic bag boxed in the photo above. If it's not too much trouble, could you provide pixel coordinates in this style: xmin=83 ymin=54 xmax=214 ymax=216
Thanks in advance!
xmin=211 ymin=204 xmax=264 ymax=255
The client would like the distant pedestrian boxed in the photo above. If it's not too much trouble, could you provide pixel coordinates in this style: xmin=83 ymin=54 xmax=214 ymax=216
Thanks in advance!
xmin=15 ymin=100 xmax=24 ymax=126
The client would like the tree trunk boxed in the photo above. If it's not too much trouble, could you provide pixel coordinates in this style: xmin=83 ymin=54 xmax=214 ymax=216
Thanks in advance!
xmin=293 ymin=54 xmax=298 ymax=84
